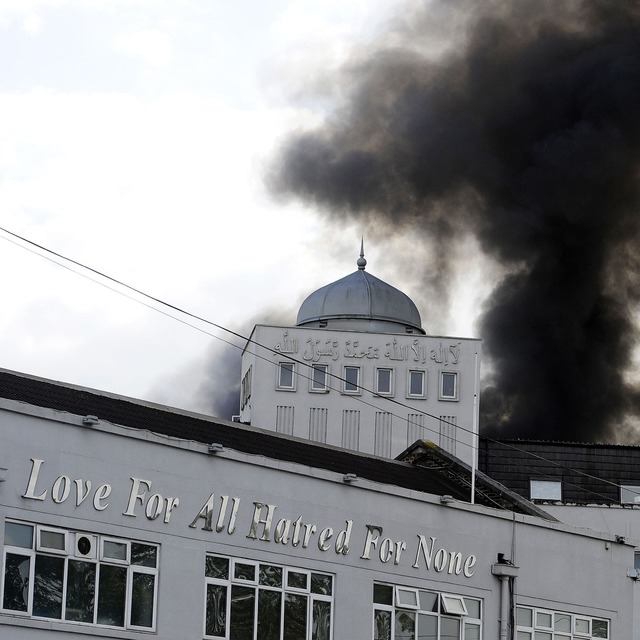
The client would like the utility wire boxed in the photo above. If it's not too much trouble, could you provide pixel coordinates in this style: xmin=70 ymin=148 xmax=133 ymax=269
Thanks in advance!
xmin=0 ymin=225 xmax=634 ymax=505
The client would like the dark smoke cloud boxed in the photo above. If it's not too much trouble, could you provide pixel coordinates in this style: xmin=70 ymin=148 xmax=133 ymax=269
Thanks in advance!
xmin=270 ymin=0 xmax=640 ymax=442
xmin=149 ymin=307 xmax=296 ymax=420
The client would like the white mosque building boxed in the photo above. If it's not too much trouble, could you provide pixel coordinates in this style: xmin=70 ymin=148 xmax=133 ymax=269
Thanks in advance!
xmin=239 ymin=246 xmax=482 ymax=467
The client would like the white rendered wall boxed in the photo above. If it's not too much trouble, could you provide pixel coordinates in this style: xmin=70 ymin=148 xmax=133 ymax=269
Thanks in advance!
xmin=240 ymin=325 xmax=481 ymax=466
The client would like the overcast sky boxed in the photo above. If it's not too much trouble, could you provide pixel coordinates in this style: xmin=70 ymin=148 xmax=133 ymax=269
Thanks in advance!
xmin=2 ymin=0 xmax=485 ymax=415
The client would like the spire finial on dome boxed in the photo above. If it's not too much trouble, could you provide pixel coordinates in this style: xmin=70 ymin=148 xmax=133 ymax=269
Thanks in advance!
xmin=357 ymin=237 xmax=367 ymax=270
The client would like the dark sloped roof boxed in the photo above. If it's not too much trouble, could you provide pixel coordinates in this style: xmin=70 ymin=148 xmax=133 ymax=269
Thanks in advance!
xmin=0 ymin=368 xmax=476 ymax=502
xmin=398 ymin=441 xmax=556 ymax=520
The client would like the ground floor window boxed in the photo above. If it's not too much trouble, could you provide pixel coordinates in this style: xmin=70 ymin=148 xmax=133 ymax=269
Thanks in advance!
xmin=373 ymin=582 xmax=482 ymax=639
xmin=204 ymin=553 xmax=333 ymax=639
xmin=2 ymin=519 xmax=158 ymax=631
xmin=516 ymin=606 xmax=609 ymax=639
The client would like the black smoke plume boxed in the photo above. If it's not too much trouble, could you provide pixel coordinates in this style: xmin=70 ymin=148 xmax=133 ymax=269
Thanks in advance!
xmin=149 ymin=308 xmax=296 ymax=420
xmin=270 ymin=0 xmax=640 ymax=442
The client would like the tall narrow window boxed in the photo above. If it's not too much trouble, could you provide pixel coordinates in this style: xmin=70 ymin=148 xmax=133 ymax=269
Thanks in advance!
xmin=277 ymin=362 xmax=295 ymax=390
xmin=343 ymin=366 xmax=360 ymax=394
xmin=439 ymin=371 xmax=458 ymax=400
xmin=375 ymin=368 xmax=393 ymax=396
xmin=407 ymin=370 xmax=426 ymax=398
xmin=310 ymin=364 xmax=329 ymax=392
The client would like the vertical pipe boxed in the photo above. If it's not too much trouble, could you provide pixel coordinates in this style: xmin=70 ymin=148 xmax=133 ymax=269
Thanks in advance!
xmin=471 ymin=349 xmax=480 ymax=504
xmin=499 ymin=575 xmax=510 ymax=640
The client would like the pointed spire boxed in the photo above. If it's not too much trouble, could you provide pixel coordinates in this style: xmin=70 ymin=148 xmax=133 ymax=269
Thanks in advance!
xmin=357 ymin=237 xmax=367 ymax=270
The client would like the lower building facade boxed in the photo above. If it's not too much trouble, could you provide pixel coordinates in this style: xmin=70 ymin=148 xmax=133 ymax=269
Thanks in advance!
xmin=0 ymin=374 xmax=635 ymax=639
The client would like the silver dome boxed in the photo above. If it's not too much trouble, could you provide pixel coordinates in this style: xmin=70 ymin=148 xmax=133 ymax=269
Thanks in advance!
xmin=296 ymin=250 xmax=424 ymax=334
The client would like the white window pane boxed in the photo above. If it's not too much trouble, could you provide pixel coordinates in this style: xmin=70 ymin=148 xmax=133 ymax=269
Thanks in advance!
xmin=5 ymin=522 xmax=34 ymax=548
xmin=344 ymin=367 xmax=359 ymax=392
xmin=535 ymin=611 xmax=552 ymax=628
xmin=376 ymin=369 xmax=392 ymax=394
xmin=39 ymin=529 xmax=66 ymax=551
xmin=311 ymin=365 xmax=327 ymax=390
xmin=516 ymin=607 xmax=533 ymax=627
xmin=103 ymin=540 xmax=127 ymax=561
xmin=441 ymin=594 xmax=467 ymax=615
xmin=279 ymin=363 xmax=294 ymax=388
xmin=554 ymin=612 xmax=571 ymax=632
xmin=409 ymin=371 xmax=424 ymax=396
xmin=530 ymin=480 xmax=561 ymax=501
xmin=574 ymin=618 xmax=590 ymax=634
xmin=441 ymin=372 xmax=457 ymax=398
xmin=620 ymin=485 xmax=640 ymax=504
xmin=396 ymin=587 xmax=418 ymax=608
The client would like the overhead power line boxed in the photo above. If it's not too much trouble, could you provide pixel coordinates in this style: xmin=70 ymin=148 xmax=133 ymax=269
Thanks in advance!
xmin=0 ymin=225 xmax=633 ymax=505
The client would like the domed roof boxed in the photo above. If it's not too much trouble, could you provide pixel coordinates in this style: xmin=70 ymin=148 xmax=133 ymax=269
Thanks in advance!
xmin=296 ymin=245 xmax=425 ymax=334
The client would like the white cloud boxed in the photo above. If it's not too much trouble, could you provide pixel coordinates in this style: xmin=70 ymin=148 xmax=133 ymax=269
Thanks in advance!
xmin=113 ymin=28 xmax=174 ymax=66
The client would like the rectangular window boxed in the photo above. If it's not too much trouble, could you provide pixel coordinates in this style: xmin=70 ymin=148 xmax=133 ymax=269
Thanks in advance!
xmin=343 ymin=366 xmax=360 ymax=394
xmin=439 ymin=371 xmax=458 ymax=400
xmin=620 ymin=484 xmax=640 ymax=504
xmin=240 ymin=366 xmax=252 ymax=410
xmin=373 ymin=582 xmax=481 ymax=640
xmin=311 ymin=364 xmax=329 ymax=392
xmin=530 ymin=479 xmax=562 ymax=501
xmin=205 ymin=554 xmax=333 ymax=640
xmin=277 ymin=362 xmax=296 ymax=390
xmin=407 ymin=370 xmax=426 ymax=398
xmin=2 ymin=520 xmax=158 ymax=631
xmin=375 ymin=368 xmax=393 ymax=396
xmin=516 ymin=606 xmax=608 ymax=639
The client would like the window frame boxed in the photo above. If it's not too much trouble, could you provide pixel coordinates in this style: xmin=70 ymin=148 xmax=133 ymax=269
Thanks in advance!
xmin=373 ymin=582 xmax=481 ymax=640
xmin=36 ymin=526 xmax=68 ymax=555
xmin=204 ymin=553 xmax=333 ymax=640
xmin=529 ymin=479 xmax=562 ymax=501
xmin=516 ymin=606 xmax=608 ymax=640
xmin=620 ymin=484 xmax=640 ymax=504
xmin=342 ymin=366 xmax=361 ymax=395
xmin=310 ymin=364 xmax=329 ymax=393
xmin=374 ymin=368 xmax=394 ymax=396
xmin=407 ymin=369 xmax=426 ymax=399
xmin=439 ymin=371 xmax=458 ymax=401
xmin=276 ymin=361 xmax=296 ymax=391
xmin=2 ymin=519 xmax=159 ymax=632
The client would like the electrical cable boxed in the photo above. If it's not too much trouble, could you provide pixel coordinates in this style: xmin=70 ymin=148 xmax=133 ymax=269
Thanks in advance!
xmin=0 ymin=225 xmax=634 ymax=505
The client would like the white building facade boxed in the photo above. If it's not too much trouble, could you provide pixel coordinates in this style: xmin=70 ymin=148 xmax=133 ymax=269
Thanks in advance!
xmin=0 ymin=369 xmax=635 ymax=639
xmin=240 ymin=251 xmax=481 ymax=466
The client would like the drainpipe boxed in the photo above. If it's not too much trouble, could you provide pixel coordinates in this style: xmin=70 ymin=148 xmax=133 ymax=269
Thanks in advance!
xmin=492 ymin=557 xmax=519 ymax=640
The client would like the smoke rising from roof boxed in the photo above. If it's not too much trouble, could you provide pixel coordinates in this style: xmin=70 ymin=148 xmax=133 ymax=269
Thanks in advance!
xmin=270 ymin=0 xmax=640 ymax=442
xmin=150 ymin=307 xmax=296 ymax=420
